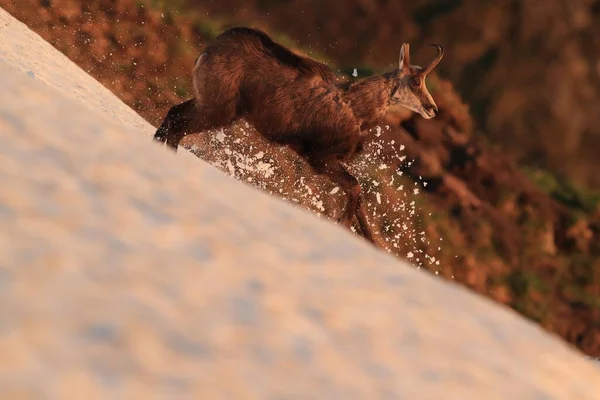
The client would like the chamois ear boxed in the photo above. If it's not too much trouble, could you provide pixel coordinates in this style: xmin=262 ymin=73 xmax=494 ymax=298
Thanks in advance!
xmin=398 ymin=43 xmax=410 ymax=70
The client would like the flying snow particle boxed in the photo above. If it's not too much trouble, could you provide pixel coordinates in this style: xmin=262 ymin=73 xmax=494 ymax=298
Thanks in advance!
xmin=352 ymin=68 xmax=358 ymax=77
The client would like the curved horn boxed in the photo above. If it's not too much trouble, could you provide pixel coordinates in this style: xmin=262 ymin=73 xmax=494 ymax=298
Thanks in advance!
xmin=421 ymin=44 xmax=444 ymax=76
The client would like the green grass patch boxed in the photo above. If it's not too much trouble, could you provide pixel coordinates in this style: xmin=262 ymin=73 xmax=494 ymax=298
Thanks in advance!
xmin=568 ymin=255 xmax=597 ymax=287
xmin=521 ymin=166 xmax=600 ymax=214
xmin=561 ymin=284 xmax=600 ymax=309
xmin=513 ymin=297 xmax=550 ymax=324
xmin=505 ymin=269 xmax=548 ymax=297
xmin=192 ymin=18 xmax=225 ymax=40
xmin=146 ymin=0 xmax=189 ymax=12
xmin=503 ymin=269 xmax=551 ymax=324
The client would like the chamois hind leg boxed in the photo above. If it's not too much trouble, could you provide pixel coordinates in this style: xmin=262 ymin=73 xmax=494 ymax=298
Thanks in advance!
xmin=309 ymin=157 xmax=376 ymax=244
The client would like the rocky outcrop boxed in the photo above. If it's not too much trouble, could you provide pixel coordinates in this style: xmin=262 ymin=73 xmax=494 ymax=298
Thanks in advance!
xmin=1 ymin=7 xmax=600 ymax=399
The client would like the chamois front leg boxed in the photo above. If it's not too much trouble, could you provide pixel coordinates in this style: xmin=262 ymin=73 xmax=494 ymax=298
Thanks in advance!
xmin=313 ymin=158 xmax=376 ymax=245
xmin=154 ymin=98 xmax=199 ymax=151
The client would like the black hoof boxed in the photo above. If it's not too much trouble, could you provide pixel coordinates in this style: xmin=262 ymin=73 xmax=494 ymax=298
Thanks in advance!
xmin=153 ymin=126 xmax=168 ymax=143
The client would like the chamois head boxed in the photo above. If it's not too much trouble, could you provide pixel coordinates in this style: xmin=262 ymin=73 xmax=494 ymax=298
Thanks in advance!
xmin=390 ymin=43 xmax=444 ymax=119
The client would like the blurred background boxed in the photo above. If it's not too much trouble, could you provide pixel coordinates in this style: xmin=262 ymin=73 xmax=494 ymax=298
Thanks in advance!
xmin=1 ymin=0 xmax=598 ymax=357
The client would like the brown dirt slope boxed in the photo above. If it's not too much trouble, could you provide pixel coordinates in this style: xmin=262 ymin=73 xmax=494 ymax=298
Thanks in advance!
xmin=1 ymin=0 xmax=599 ymax=357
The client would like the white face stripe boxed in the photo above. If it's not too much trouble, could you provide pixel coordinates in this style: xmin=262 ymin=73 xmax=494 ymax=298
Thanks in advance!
xmin=390 ymin=74 xmax=437 ymax=120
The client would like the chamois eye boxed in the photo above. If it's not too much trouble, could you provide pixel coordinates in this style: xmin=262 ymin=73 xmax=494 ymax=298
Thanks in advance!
xmin=410 ymin=77 xmax=420 ymax=87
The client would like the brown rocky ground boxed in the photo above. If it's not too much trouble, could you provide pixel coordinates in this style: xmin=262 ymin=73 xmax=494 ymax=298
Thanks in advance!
xmin=1 ymin=0 xmax=599 ymax=357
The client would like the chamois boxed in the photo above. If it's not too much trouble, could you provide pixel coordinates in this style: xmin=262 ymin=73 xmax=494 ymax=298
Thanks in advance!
xmin=154 ymin=26 xmax=444 ymax=245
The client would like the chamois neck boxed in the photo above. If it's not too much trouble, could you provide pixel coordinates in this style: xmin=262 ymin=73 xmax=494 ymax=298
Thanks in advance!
xmin=342 ymin=73 xmax=394 ymax=130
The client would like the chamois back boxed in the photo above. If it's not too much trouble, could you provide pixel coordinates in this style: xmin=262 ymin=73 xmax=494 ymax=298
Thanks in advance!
xmin=205 ymin=27 xmax=338 ymax=83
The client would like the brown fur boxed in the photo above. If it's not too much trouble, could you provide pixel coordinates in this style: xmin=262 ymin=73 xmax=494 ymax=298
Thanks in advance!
xmin=154 ymin=26 xmax=443 ymax=245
